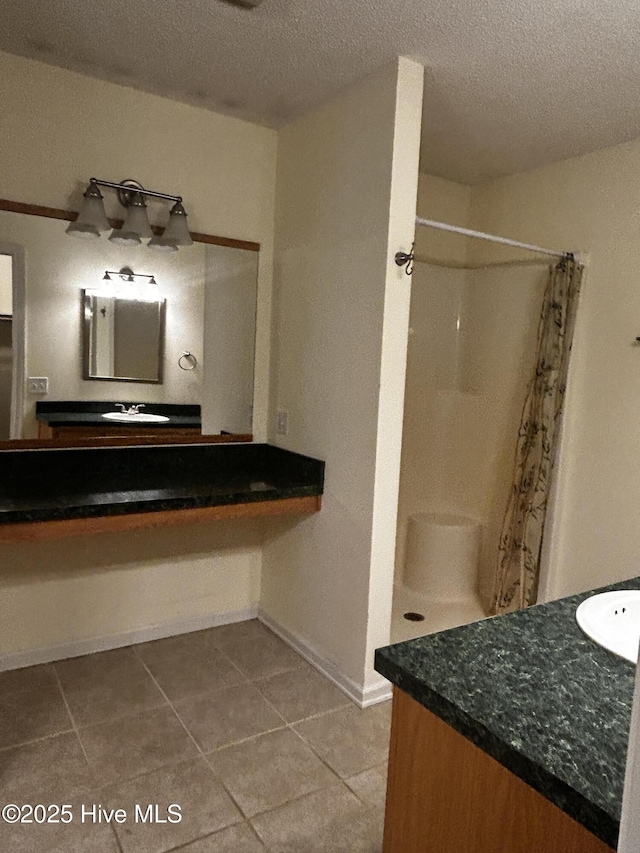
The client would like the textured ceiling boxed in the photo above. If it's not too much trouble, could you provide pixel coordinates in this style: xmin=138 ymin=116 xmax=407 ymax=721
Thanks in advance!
xmin=2 ymin=0 xmax=640 ymax=184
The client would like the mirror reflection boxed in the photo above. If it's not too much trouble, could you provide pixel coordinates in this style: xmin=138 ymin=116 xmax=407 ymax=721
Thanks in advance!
xmin=83 ymin=289 xmax=166 ymax=384
xmin=0 ymin=209 xmax=259 ymax=444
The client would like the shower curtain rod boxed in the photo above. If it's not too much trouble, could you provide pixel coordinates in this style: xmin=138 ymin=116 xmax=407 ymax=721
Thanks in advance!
xmin=415 ymin=217 xmax=569 ymax=259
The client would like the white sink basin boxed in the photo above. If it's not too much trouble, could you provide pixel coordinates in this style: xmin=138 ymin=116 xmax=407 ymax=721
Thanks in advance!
xmin=576 ymin=590 xmax=640 ymax=663
xmin=101 ymin=412 xmax=170 ymax=423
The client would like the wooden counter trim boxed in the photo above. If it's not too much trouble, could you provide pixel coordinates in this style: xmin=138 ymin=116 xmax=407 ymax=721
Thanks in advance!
xmin=0 ymin=198 xmax=260 ymax=252
xmin=0 ymin=495 xmax=321 ymax=543
xmin=0 ymin=434 xmax=253 ymax=450
xmin=384 ymin=687 xmax=614 ymax=853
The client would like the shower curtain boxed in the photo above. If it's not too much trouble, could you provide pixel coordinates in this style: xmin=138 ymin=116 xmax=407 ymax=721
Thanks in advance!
xmin=493 ymin=256 xmax=584 ymax=614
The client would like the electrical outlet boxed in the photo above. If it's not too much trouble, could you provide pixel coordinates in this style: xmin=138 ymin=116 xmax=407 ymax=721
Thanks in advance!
xmin=276 ymin=410 xmax=289 ymax=435
xmin=27 ymin=376 xmax=48 ymax=394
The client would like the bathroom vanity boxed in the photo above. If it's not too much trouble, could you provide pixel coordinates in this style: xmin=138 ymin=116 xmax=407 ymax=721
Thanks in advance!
xmin=375 ymin=577 xmax=639 ymax=852
xmin=0 ymin=443 xmax=324 ymax=542
xmin=35 ymin=401 xmax=206 ymax=441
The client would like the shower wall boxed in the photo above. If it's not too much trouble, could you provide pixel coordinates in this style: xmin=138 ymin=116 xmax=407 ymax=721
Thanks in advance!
xmin=395 ymin=173 xmax=548 ymax=607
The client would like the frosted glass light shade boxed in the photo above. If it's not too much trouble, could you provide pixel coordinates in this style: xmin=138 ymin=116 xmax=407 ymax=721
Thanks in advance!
xmin=108 ymin=229 xmax=142 ymax=246
xmin=120 ymin=197 xmax=153 ymax=238
xmin=147 ymin=235 xmax=179 ymax=252
xmin=161 ymin=201 xmax=193 ymax=247
xmin=66 ymin=182 xmax=110 ymax=238
xmin=66 ymin=221 xmax=101 ymax=240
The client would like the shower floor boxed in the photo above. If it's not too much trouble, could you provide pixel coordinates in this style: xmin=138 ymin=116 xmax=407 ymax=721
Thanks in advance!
xmin=390 ymin=584 xmax=488 ymax=644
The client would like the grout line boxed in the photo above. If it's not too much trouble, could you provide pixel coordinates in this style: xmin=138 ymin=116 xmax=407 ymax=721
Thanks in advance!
xmin=0 ymin=726 xmax=76 ymax=754
xmin=54 ymin=667 xmax=125 ymax=852
xmin=247 ymin=778 xmax=350 ymax=824
xmin=162 ymin=821 xmax=265 ymax=852
xmin=131 ymin=645 xmax=253 ymax=827
xmin=51 ymin=665 xmax=92 ymax=763
xmin=109 ymin=820 xmax=125 ymax=853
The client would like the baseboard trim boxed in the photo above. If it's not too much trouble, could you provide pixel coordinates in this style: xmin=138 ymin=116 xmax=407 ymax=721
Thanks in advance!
xmin=0 ymin=606 xmax=259 ymax=672
xmin=258 ymin=609 xmax=391 ymax=708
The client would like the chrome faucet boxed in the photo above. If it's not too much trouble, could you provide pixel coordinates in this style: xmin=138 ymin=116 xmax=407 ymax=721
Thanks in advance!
xmin=114 ymin=403 xmax=145 ymax=415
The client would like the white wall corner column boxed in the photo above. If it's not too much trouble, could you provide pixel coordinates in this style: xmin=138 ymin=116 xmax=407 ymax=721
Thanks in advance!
xmin=365 ymin=57 xmax=425 ymax=695
xmin=261 ymin=56 xmax=424 ymax=706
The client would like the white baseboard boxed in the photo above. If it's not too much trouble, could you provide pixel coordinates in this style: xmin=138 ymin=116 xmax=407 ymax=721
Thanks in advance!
xmin=258 ymin=609 xmax=391 ymax=709
xmin=0 ymin=606 xmax=259 ymax=672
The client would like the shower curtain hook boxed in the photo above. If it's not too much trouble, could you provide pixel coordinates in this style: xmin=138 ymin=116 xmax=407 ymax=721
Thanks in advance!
xmin=395 ymin=243 xmax=415 ymax=276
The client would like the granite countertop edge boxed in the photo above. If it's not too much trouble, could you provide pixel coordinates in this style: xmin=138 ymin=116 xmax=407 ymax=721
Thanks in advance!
xmin=0 ymin=484 xmax=322 ymax=526
xmin=375 ymin=651 xmax=617 ymax=847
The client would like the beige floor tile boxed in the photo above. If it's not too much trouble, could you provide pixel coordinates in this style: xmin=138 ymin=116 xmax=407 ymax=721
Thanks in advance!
xmin=55 ymin=647 xmax=167 ymax=727
xmin=135 ymin=630 xmax=246 ymax=701
xmin=207 ymin=619 xmax=273 ymax=649
xmin=79 ymin=706 xmax=198 ymax=786
xmin=0 ymin=663 xmax=57 ymax=695
xmin=206 ymin=728 xmax=338 ymax=818
xmin=179 ymin=822 xmax=265 ymax=851
xmin=345 ymin=763 xmax=389 ymax=809
xmin=0 ymin=732 xmax=117 ymax=853
xmin=251 ymin=783 xmax=383 ymax=852
xmin=293 ymin=702 xmax=391 ymax=779
xmin=175 ymin=682 xmax=284 ymax=752
xmin=0 ymin=682 xmax=72 ymax=749
xmin=218 ymin=631 xmax=306 ymax=681
xmin=0 ymin=731 xmax=92 ymax=802
xmin=103 ymin=757 xmax=242 ymax=853
xmin=0 ymin=818 xmax=120 ymax=853
xmin=254 ymin=664 xmax=350 ymax=723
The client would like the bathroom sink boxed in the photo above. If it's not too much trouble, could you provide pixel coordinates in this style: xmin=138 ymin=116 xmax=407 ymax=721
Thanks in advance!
xmin=576 ymin=590 xmax=640 ymax=663
xmin=101 ymin=412 xmax=170 ymax=423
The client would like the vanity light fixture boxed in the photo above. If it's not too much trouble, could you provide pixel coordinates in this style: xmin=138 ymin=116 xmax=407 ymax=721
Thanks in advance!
xmin=66 ymin=178 xmax=193 ymax=251
xmin=103 ymin=269 xmax=157 ymax=285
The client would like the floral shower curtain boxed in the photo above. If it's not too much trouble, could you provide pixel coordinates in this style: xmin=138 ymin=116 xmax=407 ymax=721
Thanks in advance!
xmin=493 ymin=256 xmax=584 ymax=614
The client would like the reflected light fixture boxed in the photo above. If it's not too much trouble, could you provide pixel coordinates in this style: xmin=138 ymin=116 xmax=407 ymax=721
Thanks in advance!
xmin=103 ymin=268 xmax=157 ymax=285
xmin=67 ymin=178 xmax=193 ymax=251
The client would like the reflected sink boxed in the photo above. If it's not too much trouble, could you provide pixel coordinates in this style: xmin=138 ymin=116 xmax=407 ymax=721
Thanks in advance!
xmin=101 ymin=412 xmax=170 ymax=423
xmin=576 ymin=590 xmax=640 ymax=663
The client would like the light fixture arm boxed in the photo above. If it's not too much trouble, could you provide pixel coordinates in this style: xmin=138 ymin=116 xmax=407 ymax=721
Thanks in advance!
xmin=89 ymin=178 xmax=182 ymax=205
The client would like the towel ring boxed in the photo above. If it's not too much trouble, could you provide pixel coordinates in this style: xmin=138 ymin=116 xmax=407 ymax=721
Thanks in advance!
xmin=178 ymin=351 xmax=197 ymax=371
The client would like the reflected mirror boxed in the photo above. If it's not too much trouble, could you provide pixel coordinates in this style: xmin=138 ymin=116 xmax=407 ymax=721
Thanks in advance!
xmin=83 ymin=290 xmax=166 ymax=383
xmin=0 ymin=207 xmax=259 ymax=444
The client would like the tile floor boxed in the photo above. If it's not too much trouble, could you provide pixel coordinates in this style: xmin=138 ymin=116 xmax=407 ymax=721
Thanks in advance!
xmin=0 ymin=620 xmax=390 ymax=852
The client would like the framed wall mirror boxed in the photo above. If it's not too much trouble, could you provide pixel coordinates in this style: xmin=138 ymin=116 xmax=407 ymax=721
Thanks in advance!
xmin=0 ymin=202 xmax=260 ymax=446
xmin=83 ymin=289 xmax=166 ymax=383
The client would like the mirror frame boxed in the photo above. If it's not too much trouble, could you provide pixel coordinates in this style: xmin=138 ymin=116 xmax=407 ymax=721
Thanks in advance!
xmin=0 ymin=196 xmax=261 ymax=448
xmin=82 ymin=289 xmax=167 ymax=384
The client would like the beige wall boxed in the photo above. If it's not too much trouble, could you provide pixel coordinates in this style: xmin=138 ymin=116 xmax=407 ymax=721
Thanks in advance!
xmin=261 ymin=58 xmax=423 ymax=700
xmin=414 ymin=173 xmax=471 ymax=264
xmin=468 ymin=136 xmax=640 ymax=599
xmin=0 ymin=50 xmax=277 ymax=660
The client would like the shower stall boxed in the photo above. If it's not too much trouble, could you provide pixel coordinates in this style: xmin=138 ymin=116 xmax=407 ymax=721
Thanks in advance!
xmin=391 ymin=218 xmax=578 ymax=643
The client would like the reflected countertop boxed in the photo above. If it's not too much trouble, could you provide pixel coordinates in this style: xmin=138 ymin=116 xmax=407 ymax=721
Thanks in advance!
xmin=35 ymin=401 xmax=202 ymax=429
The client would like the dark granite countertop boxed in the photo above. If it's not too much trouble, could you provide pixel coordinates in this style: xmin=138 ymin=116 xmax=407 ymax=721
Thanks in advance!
xmin=35 ymin=401 xmax=202 ymax=429
xmin=0 ymin=443 xmax=324 ymax=524
xmin=375 ymin=576 xmax=640 ymax=849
